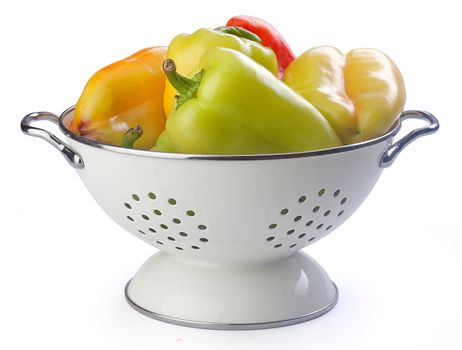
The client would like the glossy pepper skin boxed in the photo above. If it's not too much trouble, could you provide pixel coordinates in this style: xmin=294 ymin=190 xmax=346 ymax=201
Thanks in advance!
xmin=71 ymin=47 xmax=167 ymax=149
xmin=163 ymin=47 xmax=342 ymax=155
xmin=283 ymin=46 xmax=406 ymax=144
xmin=163 ymin=28 xmax=278 ymax=116
xmin=226 ymin=15 xmax=296 ymax=78
xmin=152 ymin=131 xmax=176 ymax=152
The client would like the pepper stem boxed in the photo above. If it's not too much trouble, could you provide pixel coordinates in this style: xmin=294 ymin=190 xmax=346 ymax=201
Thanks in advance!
xmin=163 ymin=59 xmax=204 ymax=110
xmin=121 ymin=125 xmax=143 ymax=148
xmin=215 ymin=26 xmax=262 ymax=44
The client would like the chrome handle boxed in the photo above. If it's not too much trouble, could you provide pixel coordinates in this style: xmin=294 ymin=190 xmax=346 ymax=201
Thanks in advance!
xmin=380 ymin=110 xmax=439 ymax=168
xmin=21 ymin=111 xmax=84 ymax=169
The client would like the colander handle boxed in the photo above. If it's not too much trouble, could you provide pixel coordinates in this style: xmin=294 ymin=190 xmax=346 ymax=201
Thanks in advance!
xmin=21 ymin=111 xmax=84 ymax=169
xmin=379 ymin=110 xmax=439 ymax=168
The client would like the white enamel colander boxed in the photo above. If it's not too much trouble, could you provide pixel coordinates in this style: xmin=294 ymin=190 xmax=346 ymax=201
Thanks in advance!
xmin=21 ymin=107 xmax=439 ymax=329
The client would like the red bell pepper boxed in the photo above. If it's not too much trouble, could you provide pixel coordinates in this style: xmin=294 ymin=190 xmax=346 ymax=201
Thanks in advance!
xmin=226 ymin=15 xmax=296 ymax=78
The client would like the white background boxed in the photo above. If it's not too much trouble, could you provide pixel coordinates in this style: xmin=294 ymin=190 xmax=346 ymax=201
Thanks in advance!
xmin=1 ymin=0 xmax=461 ymax=349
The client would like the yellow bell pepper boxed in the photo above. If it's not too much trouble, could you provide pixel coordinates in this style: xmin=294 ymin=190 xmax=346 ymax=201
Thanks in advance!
xmin=283 ymin=46 xmax=406 ymax=144
xmin=71 ymin=47 xmax=167 ymax=149
xmin=163 ymin=28 xmax=278 ymax=116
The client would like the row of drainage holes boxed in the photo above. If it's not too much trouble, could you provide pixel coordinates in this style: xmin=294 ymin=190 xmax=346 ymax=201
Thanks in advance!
xmin=129 ymin=191 xmax=343 ymax=208
xmin=131 ymin=193 xmax=178 ymax=205
xmin=155 ymin=242 xmax=201 ymax=250
xmin=267 ymin=226 xmax=331 ymax=242
xmin=124 ymin=203 xmax=196 ymax=218
xmin=130 ymin=191 xmax=344 ymax=209
xmin=129 ymin=213 xmax=204 ymax=226
xmin=137 ymin=229 xmax=209 ymax=243
xmin=280 ymin=199 xmax=346 ymax=217
xmin=268 ymin=211 xmax=343 ymax=230
xmin=298 ymin=189 xmax=343 ymax=203
xmin=273 ymin=237 xmax=317 ymax=249
xmin=126 ymin=215 xmax=207 ymax=230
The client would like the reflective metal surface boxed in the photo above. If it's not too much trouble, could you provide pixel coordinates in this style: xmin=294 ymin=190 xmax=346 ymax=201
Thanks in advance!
xmin=20 ymin=111 xmax=84 ymax=169
xmin=125 ymin=280 xmax=339 ymax=330
xmin=380 ymin=110 xmax=439 ymax=168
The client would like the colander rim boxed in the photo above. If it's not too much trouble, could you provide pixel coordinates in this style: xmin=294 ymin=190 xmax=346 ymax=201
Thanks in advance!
xmin=59 ymin=105 xmax=401 ymax=161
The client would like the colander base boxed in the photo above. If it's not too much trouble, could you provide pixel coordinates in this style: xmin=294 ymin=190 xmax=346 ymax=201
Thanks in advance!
xmin=125 ymin=281 xmax=338 ymax=330
xmin=125 ymin=251 xmax=338 ymax=330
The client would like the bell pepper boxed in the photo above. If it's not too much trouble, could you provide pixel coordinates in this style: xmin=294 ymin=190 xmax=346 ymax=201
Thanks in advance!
xmin=282 ymin=46 xmax=406 ymax=144
xmin=163 ymin=28 xmax=278 ymax=116
xmin=226 ymin=15 xmax=296 ymax=78
xmin=152 ymin=131 xmax=176 ymax=152
xmin=70 ymin=47 xmax=167 ymax=149
xmin=162 ymin=47 xmax=342 ymax=155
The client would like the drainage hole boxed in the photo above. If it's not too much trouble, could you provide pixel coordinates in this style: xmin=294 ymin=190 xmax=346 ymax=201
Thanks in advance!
xmin=132 ymin=194 xmax=140 ymax=201
xmin=142 ymin=214 xmax=150 ymax=220
xmin=333 ymin=189 xmax=340 ymax=197
xmin=191 ymin=246 xmax=200 ymax=250
xmin=326 ymin=225 xmax=333 ymax=230
xmin=308 ymin=237 xmax=316 ymax=242
xmin=148 ymin=228 xmax=156 ymax=233
xmin=168 ymin=198 xmax=177 ymax=205
xmin=160 ymin=224 xmax=168 ymax=229
xmin=316 ymin=224 xmax=324 ymax=229
xmin=138 ymin=230 xmax=145 ymax=234
xmin=127 ymin=216 xmax=134 ymax=222
xmin=269 ymin=223 xmax=277 ymax=229
xmin=280 ymin=208 xmax=289 ymax=215
xmin=156 ymin=241 xmax=164 ymax=245
xmin=175 ymin=247 xmax=183 ymax=250
xmin=306 ymin=220 xmax=313 ymax=226
xmin=153 ymin=209 xmax=162 ymax=216
xmin=324 ymin=210 xmax=331 ymax=217
xmin=274 ymin=244 xmax=282 ymax=248
xmin=167 ymin=236 xmax=175 ymax=241
xmin=294 ymin=215 xmax=302 ymax=222
xmin=341 ymin=197 xmax=347 ymax=205
xmin=313 ymin=206 xmax=320 ymax=213
xmin=200 ymin=238 xmax=209 ymax=242
xmin=173 ymin=218 xmax=181 ymax=224
xmin=318 ymin=188 xmax=326 ymax=196
xmin=298 ymin=233 xmax=306 ymax=239
xmin=148 ymin=192 xmax=156 ymax=200
xmin=179 ymin=232 xmax=188 ymax=237
xmin=198 ymin=224 xmax=207 ymax=230
xmin=299 ymin=195 xmax=307 ymax=203
xmin=124 ymin=203 xmax=132 ymax=209
xmin=267 ymin=236 xmax=275 ymax=241
xmin=338 ymin=210 xmax=344 ymax=217
xmin=287 ymin=229 xmax=295 ymax=235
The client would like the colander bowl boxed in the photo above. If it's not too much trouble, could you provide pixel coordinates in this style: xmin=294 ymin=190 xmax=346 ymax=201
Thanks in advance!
xmin=21 ymin=106 xmax=439 ymax=329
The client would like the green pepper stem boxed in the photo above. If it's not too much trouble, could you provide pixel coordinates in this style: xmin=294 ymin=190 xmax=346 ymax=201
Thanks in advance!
xmin=163 ymin=59 xmax=203 ymax=110
xmin=215 ymin=26 xmax=262 ymax=44
xmin=121 ymin=125 xmax=143 ymax=148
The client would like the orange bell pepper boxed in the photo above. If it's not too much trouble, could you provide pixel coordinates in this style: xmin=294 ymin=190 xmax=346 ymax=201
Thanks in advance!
xmin=70 ymin=47 xmax=167 ymax=149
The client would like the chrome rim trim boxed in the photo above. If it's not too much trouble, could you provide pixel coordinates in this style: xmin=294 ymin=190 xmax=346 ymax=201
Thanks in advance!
xmin=59 ymin=105 xmax=400 ymax=161
xmin=124 ymin=280 xmax=339 ymax=330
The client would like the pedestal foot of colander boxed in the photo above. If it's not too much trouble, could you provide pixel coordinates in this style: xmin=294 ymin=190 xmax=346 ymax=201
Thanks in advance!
xmin=125 ymin=251 xmax=338 ymax=330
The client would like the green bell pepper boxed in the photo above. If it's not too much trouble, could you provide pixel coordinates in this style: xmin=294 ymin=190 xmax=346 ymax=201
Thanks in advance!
xmin=162 ymin=47 xmax=342 ymax=155
xmin=163 ymin=27 xmax=278 ymax=115
xmin=152 ymin=130 xmax=176 ymax=152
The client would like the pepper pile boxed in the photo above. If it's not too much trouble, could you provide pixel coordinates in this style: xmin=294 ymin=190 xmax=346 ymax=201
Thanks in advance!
xmin=70 ymin=15 xmax=406 ymax=154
